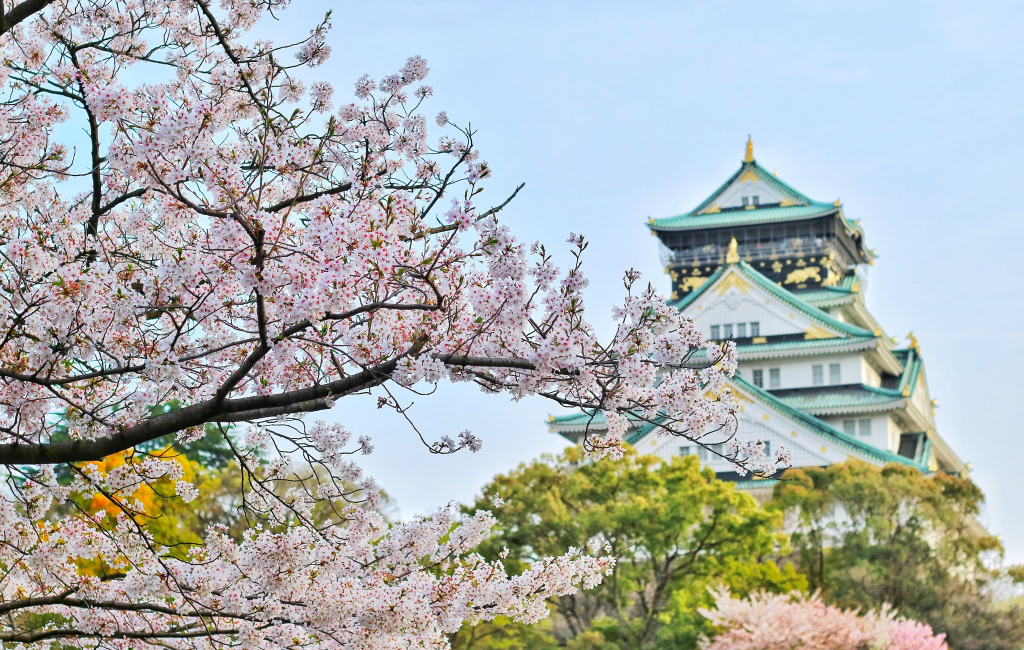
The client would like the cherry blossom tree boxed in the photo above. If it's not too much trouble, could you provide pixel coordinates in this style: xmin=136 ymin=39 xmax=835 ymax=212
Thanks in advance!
xmin=0 ymin=1 xmax=787 ymax=647
xmin=699 ymin=589 xmax=948 ymax=650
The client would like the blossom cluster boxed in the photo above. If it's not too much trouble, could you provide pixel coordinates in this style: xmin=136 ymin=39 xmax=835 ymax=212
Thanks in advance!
xmin=0 ymin=0 xmax=767 ymax=647
xmin=700 ymin=588 xmax=948 ymax=650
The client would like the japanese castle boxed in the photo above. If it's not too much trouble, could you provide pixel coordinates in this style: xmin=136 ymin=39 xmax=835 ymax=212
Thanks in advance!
xmin=549 ymin=138 xmax=968 ymax=498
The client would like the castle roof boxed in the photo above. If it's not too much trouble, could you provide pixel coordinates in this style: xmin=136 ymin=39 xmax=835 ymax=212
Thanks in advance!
xmin=648 ymin=138 xmax=876 ymax=263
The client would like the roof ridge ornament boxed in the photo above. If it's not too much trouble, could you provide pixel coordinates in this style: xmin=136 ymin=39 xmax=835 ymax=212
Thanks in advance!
xmin=726 ymin=237 xmax=741 ymax=264
xmin=906 ymin=331 xmax=921 ymax=352
xmin=744 ymin=135 xmax=754 ymax=163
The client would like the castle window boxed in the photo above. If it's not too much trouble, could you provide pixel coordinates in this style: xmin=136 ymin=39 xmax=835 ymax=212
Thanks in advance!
xmin=753 ymin=369 xmax=764 ymax=388
xmin=752 ymin=195 xmax=760 ymax=206
xmin=750 ymin=322 xmax=761 ymax=336
xmin=679 ymin=446 xmax=691 ymax=457
xmin=812 ymin=365 xmax=824 ymax=385
xmin=723 ymin=324 xmax=734 ymax=339
xmin=710 ymin=325 xmax=720 ymax=339
xmin=843 ymin=420 xmax=856 ymax=436
xmin=741 ymin=196 xmax=749 ymax=207
xmin=769 ymin=368 xmax=781 ymax=388
xmin=829 ymin=363 xmax=841 ymax=384
xmin=737 ymin=323 xmax=747 ymax=337
xmin=898 ymin=435 xmax=919 ymax=459
xmin=697 ymin=447 xmax=708 ymax=461
xmin=762 ymin=440 xmax=770 ymax=457
xmin=858 ymin=419 xmax=872 ymax=437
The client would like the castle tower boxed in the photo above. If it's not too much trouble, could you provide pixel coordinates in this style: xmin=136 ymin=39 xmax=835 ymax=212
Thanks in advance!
xmin=549 ymin=140 xmax=968 ymax=500
xmin=652 ymin=136 xmax=875 ymax=299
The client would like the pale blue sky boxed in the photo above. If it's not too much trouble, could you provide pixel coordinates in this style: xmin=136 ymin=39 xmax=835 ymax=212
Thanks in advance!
xmin=270 ymin=1 xmax=1023 ymax=561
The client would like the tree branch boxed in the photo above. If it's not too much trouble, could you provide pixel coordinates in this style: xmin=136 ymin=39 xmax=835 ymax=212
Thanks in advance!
xmin=263 ymin=181 xmax=352 ymax=213
xmin=0 ymin=0 xmax=55 ymax=35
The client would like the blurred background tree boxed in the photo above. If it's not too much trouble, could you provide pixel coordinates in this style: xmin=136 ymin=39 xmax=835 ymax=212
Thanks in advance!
xmin=457 ymin=447 xmax=804 ymax=650
xmin=769 ymin=461 xmax=1024 ymax=650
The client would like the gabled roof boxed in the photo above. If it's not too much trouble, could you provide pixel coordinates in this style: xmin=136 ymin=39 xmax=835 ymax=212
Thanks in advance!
xmin=686 ymin=156 xmax=820 ymax=216
xmin=648 ymin=156 xmax=857 ymax=233
xmin=672 ymin=258 xmax=876 ymax=339
xmin=647 ymin=145 xmax=874 ymax=263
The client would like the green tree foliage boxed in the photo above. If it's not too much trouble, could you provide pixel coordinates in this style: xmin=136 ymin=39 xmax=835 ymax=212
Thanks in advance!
xmin=770 ymin=461 xmax=1024 ymax=650
xmin=458 ymin=447 xmax=804 ymax=650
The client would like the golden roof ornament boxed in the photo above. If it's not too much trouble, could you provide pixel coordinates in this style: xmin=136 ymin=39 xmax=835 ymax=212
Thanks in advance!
xmin=906 ymin=331 xmax=920 ymax=351
xmin=726 ymin=237 xmax=740 ymax=264
xmin=744 ymin=135 xmax=754 ymax=163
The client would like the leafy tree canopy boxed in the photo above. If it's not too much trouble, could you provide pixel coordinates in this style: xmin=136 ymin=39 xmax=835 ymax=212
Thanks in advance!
xmin=459 ymin=447 xmax=805 ymax=650
xmin=769 ymin=461 xmax=1024 ymax=650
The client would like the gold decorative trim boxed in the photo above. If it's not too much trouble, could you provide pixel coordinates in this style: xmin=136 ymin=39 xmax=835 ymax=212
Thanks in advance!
xmin=726 ymin=238 xmax=740 ymax=264
xmin=779 ymin=198 xmax=796 ymax=207
xmin=715 ymin=271 xmax=751 ymax=296
xmin=739 ymin=169 xmax=759 ymax=184
xmin=804 ymin=325 xmax=837 ymax=340
xmin=744 ymin=135 xmax=754 ymax=163
xmin=785 ymin=266 xmax=821 ymax=284
xmin=680 ymin=276 xmax=709 ymax=292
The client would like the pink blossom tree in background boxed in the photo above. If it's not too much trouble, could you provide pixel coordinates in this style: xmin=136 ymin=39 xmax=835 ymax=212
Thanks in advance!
xmin=699 ymin=589 xmax=948 ymax=650
xmin=0 ymin=1 xmax=791 ymax=647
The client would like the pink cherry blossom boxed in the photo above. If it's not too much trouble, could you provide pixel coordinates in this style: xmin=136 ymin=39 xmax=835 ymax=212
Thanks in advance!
xmin=0 ymin=1 xmax=771 ymax=647
xmin=700 ymin=588 xmax=948 ymax=650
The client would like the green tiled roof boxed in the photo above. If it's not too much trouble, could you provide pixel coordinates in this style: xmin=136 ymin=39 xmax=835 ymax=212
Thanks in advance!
xmin=772 ymin=385 xmax=906 ymax=413
xmin=651 ymin=203 xmax=838 ymax=231
xmin=763 ymin=346 xmax=922 ymax=415
xmin=741 ymin=335 xmax=876 ymax=356
xmin=680 ymin=336 xmax=881 ymax=365
xmin=671 ymin=260 xmax=875 ymax=339
xmin=795 ymin=274 xmax=861 ymax=307
xmin=547 ymin=373 xmax=928 ymax=473
xmin=891 ymin=347 xmax=923 ymax=396
xmin=731 ymin=374 xmax=928 ymax=471
xmin=734 ymin=336 xmax=878 ymax=358
xmin=549 ymin=410 xmax=606 ymax=427
xmin=647 ymin=160 xmax=874 ymax=262
xmin=548 ymin=411 xmax=658 ymax=446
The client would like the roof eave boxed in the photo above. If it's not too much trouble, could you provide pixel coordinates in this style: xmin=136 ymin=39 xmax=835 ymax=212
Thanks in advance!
xmin=799 ymin=399 xmax=908 ymax=417
xmin=736 ymin=338 xmax=877 ymax=361
xmin=649 ymin=205 xmax=838 ymax=232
